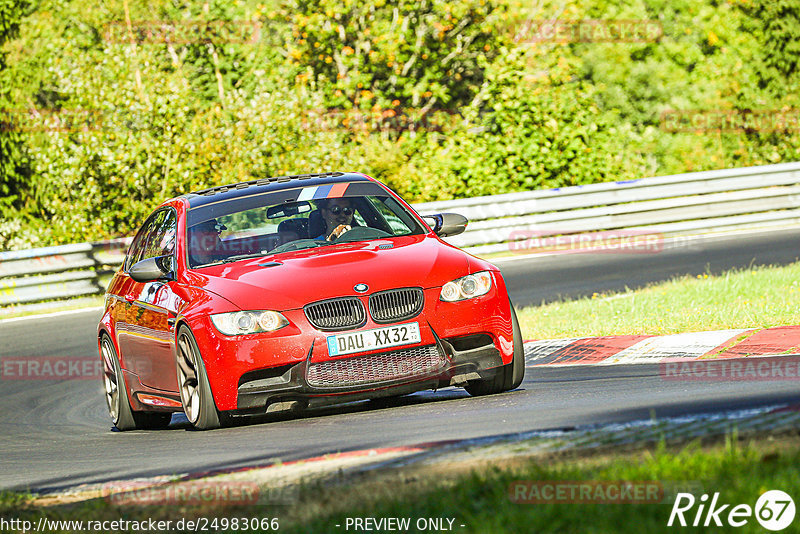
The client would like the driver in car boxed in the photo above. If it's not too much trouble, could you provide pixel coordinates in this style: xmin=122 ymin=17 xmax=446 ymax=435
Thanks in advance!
xmin=316 ymin=198 xmax=355 ymax=241
xmin=189 ymin=219 xmax=225 ymax=265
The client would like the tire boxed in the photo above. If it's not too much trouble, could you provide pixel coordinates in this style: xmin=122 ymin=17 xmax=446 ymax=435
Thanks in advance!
xmin=100 ymin=334 xmax=172 ymax=431
xmin=176 ymin=325 xmax=223 ymax=430
xmin=464 ymin=300 xmax=525 ymax=396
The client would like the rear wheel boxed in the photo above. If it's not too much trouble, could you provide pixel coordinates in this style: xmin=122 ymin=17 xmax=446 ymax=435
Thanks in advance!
xmin=464 ymin=301 xmax=525 ymax=396
xmin=176 ymin=325 xmax=223 ymax=430
xmin=100 ymin=335 xmax=172 ymax=430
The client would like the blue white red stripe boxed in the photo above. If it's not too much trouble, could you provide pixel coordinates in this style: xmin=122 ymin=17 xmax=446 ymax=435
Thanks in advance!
xmin=296 ymin=183 xmax=350 ymax=201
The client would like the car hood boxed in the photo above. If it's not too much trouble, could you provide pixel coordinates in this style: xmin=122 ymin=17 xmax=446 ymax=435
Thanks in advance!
xmin=184 ymin=235 xmax=486 ymax=311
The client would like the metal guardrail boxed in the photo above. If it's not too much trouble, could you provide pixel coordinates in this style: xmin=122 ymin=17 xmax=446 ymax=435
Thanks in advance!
xmin=0 ymin=239 xmax=130 ymax=306
xmin=2 ymin=162 xmax=799 ymax=307
xmin=418 ymin=161 xmax=800 ymax=254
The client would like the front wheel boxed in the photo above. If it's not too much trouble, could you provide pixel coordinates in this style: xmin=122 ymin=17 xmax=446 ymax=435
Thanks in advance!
xmin=464 ymin=301 xmax=525 ymax=396
xmin=176 ymin=325 xmax=223 ymax=430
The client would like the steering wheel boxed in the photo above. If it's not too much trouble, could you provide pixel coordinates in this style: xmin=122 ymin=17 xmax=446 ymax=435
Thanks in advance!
xmin=333 ymin=226 xmax=392 ymax=243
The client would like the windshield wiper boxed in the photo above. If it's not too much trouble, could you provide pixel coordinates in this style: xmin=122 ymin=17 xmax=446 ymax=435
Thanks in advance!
xmin=200 ymin=241 xmax=328 ymax=267
xmin=286 ymin=241 xmax=329 ymax=251
xmin=221 ymin=252 xmax=271 ymax=263
xmin=268 ymin=240 xmax=330 ymax=254
xmin=199 ymin=252 xmax=271 ymax=267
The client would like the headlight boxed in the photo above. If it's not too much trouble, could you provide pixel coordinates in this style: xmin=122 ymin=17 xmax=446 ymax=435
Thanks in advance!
xmin=210 ymin=310 xmax=289 ymax=336
xmin=439 ymin=271 xmax=493 ymax=302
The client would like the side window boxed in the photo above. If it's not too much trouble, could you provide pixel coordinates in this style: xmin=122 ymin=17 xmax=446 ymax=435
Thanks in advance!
xmin=124 ymin=222 xmax=152 ymax=271
xmin=367 ymin=196 xmax=418 ymax=235
xmin=124 ymin=209 xmax=177 ymax=271
xmin=141 ymin=209 xmax=177 ymax=261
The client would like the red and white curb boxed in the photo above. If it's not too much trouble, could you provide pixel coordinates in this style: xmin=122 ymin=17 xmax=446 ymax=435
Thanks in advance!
xmin=524 ymin=326 xmax=800 ymax=366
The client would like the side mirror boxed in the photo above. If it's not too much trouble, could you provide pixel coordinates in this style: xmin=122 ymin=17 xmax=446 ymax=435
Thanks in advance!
xmin=422 ymin=213 xmax=468 ymax=238
xmin=129 ymin=255 xmax=175 ymax=283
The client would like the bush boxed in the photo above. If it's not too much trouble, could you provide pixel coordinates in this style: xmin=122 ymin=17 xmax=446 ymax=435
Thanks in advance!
xmin=2 ymin=0 xmax=799 ymax=249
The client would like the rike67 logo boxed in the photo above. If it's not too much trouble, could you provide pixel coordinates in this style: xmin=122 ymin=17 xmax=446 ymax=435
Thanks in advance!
xmin=668 ymin=490 xmax=795 ymax=531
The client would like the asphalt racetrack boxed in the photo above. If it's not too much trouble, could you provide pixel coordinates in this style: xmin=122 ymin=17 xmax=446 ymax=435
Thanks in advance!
xmin=2 ymin=228 xmax=800 ymax=492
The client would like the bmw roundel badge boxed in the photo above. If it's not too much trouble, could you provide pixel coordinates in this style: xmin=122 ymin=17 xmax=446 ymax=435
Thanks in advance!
xmin=354 ymin=283 xmax=369 ymax=293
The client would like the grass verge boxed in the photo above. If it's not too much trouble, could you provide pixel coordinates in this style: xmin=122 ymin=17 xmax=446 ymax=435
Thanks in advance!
xmin=2 ymin=430 xmax=799 ymax=533
xmin=516 ymin=262 xmax=800 ymax=339
xmin=280 ymin=430 xmax=800 ymax=534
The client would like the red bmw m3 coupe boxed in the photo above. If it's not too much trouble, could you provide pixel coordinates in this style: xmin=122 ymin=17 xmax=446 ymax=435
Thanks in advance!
xmin=98 ymin=172 xmax=524 ymax=430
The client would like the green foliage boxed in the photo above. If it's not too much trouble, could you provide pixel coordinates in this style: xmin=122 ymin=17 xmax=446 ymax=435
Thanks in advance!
xmin=1 ymin=0 xmax=799 ymax=249
xmin=0 ymin=0 xmax=28 ymax=40
xmin=383 ymin=47 xmax=648 ymax=200
xmin=279 ymin=0 xmax=506 ymax=112
xmin=550 ymin=0 xmax=800 ymax=174
xmin=739 ymin=0 xmax=800 ymax=95
xmin=0 ymin=0 xmax=31 ymax=214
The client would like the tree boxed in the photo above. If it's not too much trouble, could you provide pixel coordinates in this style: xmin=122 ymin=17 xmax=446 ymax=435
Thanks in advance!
xmin=739 ymin=0 xmax=800 ymax=95
xmin=278 ymin=0 xmax=505 ymax=115
xmin=0 ymin=0 xmax=31 ymax=213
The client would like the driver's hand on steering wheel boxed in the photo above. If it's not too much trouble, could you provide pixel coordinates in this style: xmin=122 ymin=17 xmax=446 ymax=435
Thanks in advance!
xmin=326 ymin=224 xmax=351 ymax=241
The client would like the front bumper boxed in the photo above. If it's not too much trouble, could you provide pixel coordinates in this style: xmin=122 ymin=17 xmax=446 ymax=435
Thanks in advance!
xmin=189 ymin=280 xmax=514 ymax=412
xmin=235 ymin=331 xmax=504 ymax=412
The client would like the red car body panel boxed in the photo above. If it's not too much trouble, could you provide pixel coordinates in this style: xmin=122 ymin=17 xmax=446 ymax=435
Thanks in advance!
xmin=98 ymin=172 xmax=515 ymax=418
xmin=188 ymin=235 xmax=477 ymax=309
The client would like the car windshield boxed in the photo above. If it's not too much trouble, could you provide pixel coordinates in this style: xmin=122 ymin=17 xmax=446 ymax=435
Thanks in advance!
xmin=185 ymin=182 xmax=425 ymax=268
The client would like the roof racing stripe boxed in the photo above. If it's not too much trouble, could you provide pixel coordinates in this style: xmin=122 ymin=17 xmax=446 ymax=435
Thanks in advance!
xmin=328 ymin=182 xmax=350 ymax=198
xmin=296 ymin=186 xmax=317 ymax=201
xmin=312 ymin=184 xmax=334 ymax=199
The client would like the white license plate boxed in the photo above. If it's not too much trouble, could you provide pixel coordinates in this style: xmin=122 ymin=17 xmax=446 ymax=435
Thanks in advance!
xmin=326 ymin=322 xmax=421 ymax=357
